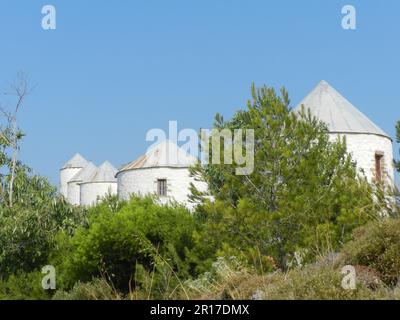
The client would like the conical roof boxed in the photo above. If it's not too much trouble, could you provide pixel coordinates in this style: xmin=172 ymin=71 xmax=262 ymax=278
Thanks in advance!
xmin=61 ymin=153 xmax=89 ymax=169
xmin=119 ymin=140 xmax=197 ymax=172
xmin=86 ymin=161 xmax=117 ymax=183
xmin=293 ymin=80 xmax=390 ymax=138
xmin=69 ymin=162 xmax=97 ymax=183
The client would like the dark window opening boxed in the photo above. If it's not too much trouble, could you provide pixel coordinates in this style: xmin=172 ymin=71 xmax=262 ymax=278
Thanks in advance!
xmin=375 ymin=153 xmax=383 ymax=182
xmin=157 ymin=179 xmax=167 ymax=196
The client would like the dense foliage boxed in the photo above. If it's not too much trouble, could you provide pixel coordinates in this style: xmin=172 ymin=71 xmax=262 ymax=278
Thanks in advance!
xmin=0 ymin=271 xmax=51 ymax=300
xmin=0 ymin=165 xmax=87 ymax=278
xmin=52 ymin=196 xmax=196 ymax=296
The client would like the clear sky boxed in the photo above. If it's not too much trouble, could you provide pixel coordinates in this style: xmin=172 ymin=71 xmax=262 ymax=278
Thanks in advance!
xmin=0 ymin=0 xmax=399 ymax=185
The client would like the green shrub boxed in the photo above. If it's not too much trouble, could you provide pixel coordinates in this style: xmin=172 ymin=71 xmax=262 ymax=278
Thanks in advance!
xmin=53 ymin=196 xmax=196 ymax=296
xmin=340 ymin=218 xmax=400 ymax=286
xmin=52 ymin=278 xmax=120 ymax=300
xmin=0 ymin=271 xmax=52 ymax=300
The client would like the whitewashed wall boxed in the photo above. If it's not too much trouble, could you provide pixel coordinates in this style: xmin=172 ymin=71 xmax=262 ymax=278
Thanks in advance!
xmin=117 ymin=167 xmax=208 ymax=209
xmin=80 ymin=182 xmax=117 ymax=206
xmin=329 ymin=133 xmax=394 ymax=186
xmin=60 ymin=168 xmax=82 ymax=198
xmin=67 ymin=180 xmax=81 ymax=205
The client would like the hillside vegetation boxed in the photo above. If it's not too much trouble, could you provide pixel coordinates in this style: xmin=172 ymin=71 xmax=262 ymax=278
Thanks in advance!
xmin=0 ymin=84 xmax=399 ymax=300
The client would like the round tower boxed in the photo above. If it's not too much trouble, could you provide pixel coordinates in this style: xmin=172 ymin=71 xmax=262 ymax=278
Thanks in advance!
xmin=294 ymin=80 xmax=394 ymax=186
xmin=67 ymin=162 xmax=97 ymax=206
xmin=60 ymin=153 xmax=89 ymax=198
xmin=116 ymin=140 xmax=208 ymax=209
xmin=80 ymin=161 xmax=118 ymax=206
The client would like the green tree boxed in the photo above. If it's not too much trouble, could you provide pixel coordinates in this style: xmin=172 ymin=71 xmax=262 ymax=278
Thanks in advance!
xmin=189 ymin=84 xmax=376 ymax=272
xmin=0 ymin=167 xmax=87 ymax=276
xmin=0 ymin=73 xmax=88 ymax=277
xmin=0 ymin=72 xmax=32 ymax=207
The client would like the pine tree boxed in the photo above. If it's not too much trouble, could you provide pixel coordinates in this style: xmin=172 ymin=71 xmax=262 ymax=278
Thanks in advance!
xmin=189 ymin=84 xmax=376 ymax=272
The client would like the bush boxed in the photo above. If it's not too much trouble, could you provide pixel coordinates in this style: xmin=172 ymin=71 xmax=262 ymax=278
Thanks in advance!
xmin=52 ymin=196 xmax=196 ymax=297
xmin=0 ymin=271 xmax=52 ymax=300
xmin=52 ymin=278 xmax=120 ymax=300
xmin=340 ymin=218 xmax=400 ymax=286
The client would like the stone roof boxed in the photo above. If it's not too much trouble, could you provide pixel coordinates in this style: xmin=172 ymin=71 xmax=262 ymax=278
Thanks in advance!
xmin=86 ymin=161 xmax=117 ymax=183
xmin=61 ymin=153 xmax=89 ymax=169
xmin=293 ymin=80 xmax=390 ymax=138
xmin=118 ymin=140 xmax=197 ymax=173
xmin=69 ymin=162 xmax=97 ymax=183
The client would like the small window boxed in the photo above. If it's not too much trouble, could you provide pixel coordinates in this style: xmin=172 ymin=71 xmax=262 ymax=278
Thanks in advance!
xmin=157 ymin=179 xmax=167 ymax=196
xmin=375 ymin=153 xmax=384 ymax=182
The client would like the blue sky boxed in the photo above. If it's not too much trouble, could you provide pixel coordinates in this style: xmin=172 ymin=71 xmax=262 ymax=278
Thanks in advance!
xmin=0 ymin=0 xmax=399 ymax=185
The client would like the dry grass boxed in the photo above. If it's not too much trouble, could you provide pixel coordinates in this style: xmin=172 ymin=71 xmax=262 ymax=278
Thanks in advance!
xmin=178 ymin=256 xmax=400 ymax=300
